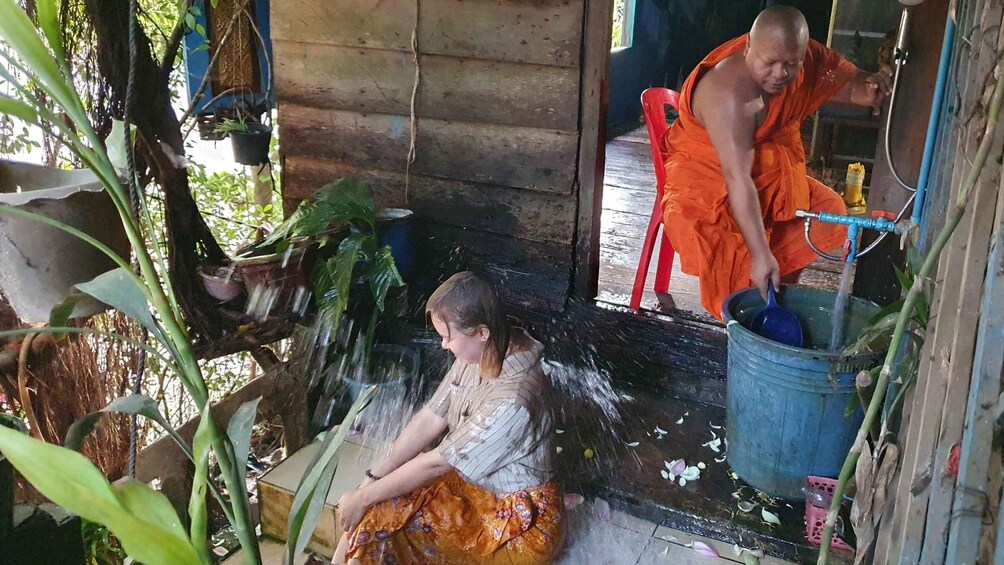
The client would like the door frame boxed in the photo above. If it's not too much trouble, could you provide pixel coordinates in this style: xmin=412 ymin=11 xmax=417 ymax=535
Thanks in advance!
xmin=572 ymin=0 xmax=614 ymax=300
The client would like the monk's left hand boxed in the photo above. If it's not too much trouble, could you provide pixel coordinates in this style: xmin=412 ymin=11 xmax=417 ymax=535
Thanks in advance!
xmin=337 ymin=490 xmax=368 ymax=533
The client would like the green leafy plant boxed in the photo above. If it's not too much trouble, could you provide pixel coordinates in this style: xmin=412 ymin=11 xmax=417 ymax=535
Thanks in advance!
xmin=81 ymin=519 xmax=126 ymax=565
xmin=0 ymin=3 xmax=378 ymax=564
xmin=213 ymin=112 xmax=251 ymax=136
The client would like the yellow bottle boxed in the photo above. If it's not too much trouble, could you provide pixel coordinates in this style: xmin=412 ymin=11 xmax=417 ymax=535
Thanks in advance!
xmin=843 ymin=162 xmax=867 ymax=215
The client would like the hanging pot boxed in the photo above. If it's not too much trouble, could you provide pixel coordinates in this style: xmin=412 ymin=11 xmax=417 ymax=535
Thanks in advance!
xmin=230 ymin=124 xmax=272 ymax=166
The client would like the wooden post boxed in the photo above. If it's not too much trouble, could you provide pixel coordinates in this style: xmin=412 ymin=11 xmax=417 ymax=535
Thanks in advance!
xmin=572 ymin=0 xmax=613 ymax=300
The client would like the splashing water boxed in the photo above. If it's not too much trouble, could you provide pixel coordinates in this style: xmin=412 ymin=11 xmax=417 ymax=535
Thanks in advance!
xmin=245 ymin=284 xmax=280 ymax=322
xmin=829 ymin=261 xmax=856 ymax=352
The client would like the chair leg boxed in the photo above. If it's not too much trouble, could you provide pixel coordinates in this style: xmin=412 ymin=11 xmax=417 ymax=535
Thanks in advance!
xmin=654 ymin=229 xmax=674 ymax=293
xmin=630 ymin=207 xmax=663 ymax=310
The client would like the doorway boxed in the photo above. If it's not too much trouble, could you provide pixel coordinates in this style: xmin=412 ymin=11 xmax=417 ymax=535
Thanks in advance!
xmin=587 ymin=0 xmax=878 ymax=322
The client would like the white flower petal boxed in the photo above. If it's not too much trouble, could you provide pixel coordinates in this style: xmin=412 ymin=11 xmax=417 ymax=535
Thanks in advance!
xmin=697 ymin=462 xmax=706 ymax=470
xmin=624 ymin=441 xmax=640 ymax=447
xmin=738 ymin=501 xmax=755 ymax=513
xmin=660 ymin=470 xmax=670 ymax=479
xmin=761 ymin=508 xmax=781 ymax=525
xmin=679 ymin=478 xmax=687 ymax=486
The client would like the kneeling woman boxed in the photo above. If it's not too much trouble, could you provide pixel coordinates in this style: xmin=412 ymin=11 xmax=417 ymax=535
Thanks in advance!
xmin=332 ymin=271 xmax=564 ymax=564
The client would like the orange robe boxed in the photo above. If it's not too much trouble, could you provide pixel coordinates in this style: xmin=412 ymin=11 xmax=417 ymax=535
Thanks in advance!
xmin=661 ymin=35 xmax=859 ymax=320
xmin=345 ymin=471 xmax=564 ymax=564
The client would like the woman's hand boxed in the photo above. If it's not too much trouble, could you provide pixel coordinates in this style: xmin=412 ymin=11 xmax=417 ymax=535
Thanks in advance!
xmin=337 ymin=490 xmax=369 ymax=534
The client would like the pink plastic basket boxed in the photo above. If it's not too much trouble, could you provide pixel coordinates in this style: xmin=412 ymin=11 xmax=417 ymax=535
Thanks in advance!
xmin=805 ymin=476 xmax=854 ymax=552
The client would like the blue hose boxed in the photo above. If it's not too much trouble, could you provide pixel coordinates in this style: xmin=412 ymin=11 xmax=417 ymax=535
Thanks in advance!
xmin=912 ymin=12 xmax=956 ymax=226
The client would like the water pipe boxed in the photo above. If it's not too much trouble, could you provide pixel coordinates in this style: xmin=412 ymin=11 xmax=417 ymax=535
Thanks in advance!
xmin=796 ymin=210 xmax=905 ymax=263
xmin=801 ymin=1 xmax=956 ymax=262
xmin=912 ymin=9 xmax=956 ymax=226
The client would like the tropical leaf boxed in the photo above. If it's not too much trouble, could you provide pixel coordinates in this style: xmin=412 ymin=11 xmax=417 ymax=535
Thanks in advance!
xmin=0 ymin=93 xmax=40 ymax=124
xmin=226 ymin=397 xmax=261 ymax=473
xmin=188 ymin=405 xmax=215 ymax=562
xmin=369 ymin=246 xmax=404 ymax=312
xmin=314 ymin=235 xmax=368 ymax=318
xmin=76 ymin=268 xmax=163 ymax=342
xmin=66 ymin=394 xmax=183 ymax=455
xmin=0 ymin=0 xmax=87 ymax=135
xmin=0 ymin=425 xmax=205 ymax=565
xmin=893 ymin=265 xmax=913 ymax=295
xmin=311 ymin=178 xmax=375 ymax=231
xmin=35 ymin=0 xmax=64 ymax=62
xmin=285 ymin=386 xmax=377 ymax=565
xmin=844 ymin=311 xmax=898 ymax=356
xmin=868 ymin=298 xmax=905 ymax=327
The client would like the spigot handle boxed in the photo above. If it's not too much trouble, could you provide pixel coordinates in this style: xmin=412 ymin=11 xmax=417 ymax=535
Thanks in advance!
xmin=871 ymin=210 xmax=897 ymax=221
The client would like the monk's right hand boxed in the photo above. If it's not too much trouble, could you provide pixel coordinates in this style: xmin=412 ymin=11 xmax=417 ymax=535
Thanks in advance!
xmin=751 ymin=252 xmax=781 ymax=302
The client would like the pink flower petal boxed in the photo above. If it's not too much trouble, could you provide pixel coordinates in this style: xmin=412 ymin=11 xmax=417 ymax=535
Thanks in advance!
xmin=670 ymin=458 xmax=687 ymax=475
xmin=691 ymin=541 xmax=719 ymax=557
xmin=563 ymin=493 xmax=584 ymax=509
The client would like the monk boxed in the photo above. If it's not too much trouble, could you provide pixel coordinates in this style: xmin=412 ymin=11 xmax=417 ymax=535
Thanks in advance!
xmin=661 ymin=6 xmax=892 ymax=320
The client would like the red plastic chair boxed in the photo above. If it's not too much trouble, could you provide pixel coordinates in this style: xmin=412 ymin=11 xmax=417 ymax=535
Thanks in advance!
xmin=630 ymin=88 xmax=681 ymax=310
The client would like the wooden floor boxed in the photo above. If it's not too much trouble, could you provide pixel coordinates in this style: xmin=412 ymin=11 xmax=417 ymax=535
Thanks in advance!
xmin=597 ymin=127 xmax=844 ymax=324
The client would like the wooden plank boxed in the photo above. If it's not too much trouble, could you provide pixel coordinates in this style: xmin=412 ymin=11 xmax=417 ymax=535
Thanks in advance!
xmin=920 ymin=92 xmax=1003 ymax=562
xmin=270 ymin=0 xmax=583 ymax=68
xmin=271 ymin=0 xmax=415 ymax=52
xmin=134 ymin=372 xmax=278 ymax=485
xmin=273 ymin=41 xmax=580 ymax=131
xmin=279 ymin=104 xmax=579 ymax=194
xmin=572 ymin=0 xmax=613 ymax=298
xmin=876 ymin=1 xmax=996 ymax=560
xmin=945 ymin=152 xmax=1004 ymax=564
xmin=282 ymin=157 xmax=577 ymax=245
xmin=416 ymin=222 xmax=572 ymax=311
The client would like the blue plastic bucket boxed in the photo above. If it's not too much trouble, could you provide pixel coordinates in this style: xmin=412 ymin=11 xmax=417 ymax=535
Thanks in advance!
xmin=722 ymin=285 xmax=885 ymax=499
xmin=376 ymin=208 xmax=415 ymax=283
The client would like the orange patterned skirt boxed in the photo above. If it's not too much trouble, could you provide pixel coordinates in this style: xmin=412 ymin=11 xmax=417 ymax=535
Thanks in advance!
xmin=346 ymin=471 xmax=565 ymax=564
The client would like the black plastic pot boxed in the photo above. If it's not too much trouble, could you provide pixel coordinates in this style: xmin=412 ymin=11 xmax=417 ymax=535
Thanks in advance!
xmin=230 ymin=123 xmax=272 ymax=166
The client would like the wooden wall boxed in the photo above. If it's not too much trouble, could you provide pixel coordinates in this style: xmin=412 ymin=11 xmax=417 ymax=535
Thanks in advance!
xmin=874 ymin=1 xmax=1004 ymax=562
xmin=271 ymin=0 xmax=588 ymax=310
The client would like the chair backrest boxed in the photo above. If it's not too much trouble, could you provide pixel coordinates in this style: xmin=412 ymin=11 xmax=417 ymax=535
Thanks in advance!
xmin=640 ymin=88 xmax=681 ymax=197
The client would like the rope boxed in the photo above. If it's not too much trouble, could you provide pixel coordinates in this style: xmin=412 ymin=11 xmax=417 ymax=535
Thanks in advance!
xmin=404 ymin=0 xmax=420 ymax=205
xmin=124 ymin=0 xmax=148 ymax=478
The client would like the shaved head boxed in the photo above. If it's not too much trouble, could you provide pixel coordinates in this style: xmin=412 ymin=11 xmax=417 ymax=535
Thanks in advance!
xmin=744 ymin=6 xmax=809 ymax=94
xmin=749 ymin=6 xmax=809 ymax=50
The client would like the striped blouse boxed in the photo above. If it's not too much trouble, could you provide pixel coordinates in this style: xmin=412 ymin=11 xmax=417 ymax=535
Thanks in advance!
xmin=426 ymin=333 xmax=555 ymax=494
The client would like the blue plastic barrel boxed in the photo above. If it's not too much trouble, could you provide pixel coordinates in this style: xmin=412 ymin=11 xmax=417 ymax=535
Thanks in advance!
xmin=376 ymin=208 xmax=415 ymax=283
xmin=722 ymin=285 xmax=885 ymax=499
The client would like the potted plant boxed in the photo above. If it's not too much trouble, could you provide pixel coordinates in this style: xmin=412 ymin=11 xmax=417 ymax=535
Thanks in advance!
xmin=214 ymin=107 xmax=272 ymax=167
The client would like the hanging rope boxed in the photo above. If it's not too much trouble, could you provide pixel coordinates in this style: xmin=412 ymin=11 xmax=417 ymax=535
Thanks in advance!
xmin=124 ymin=0 xmax=148 ymax=478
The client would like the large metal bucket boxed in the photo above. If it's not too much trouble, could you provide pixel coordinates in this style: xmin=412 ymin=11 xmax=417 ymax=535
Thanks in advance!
xmin=0 ymin=161 xmax=129 ymax=323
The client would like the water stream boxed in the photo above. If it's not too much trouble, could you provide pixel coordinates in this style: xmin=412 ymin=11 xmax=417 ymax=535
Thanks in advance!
xmin=828 ymin=261 xmax=856 ymax=352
